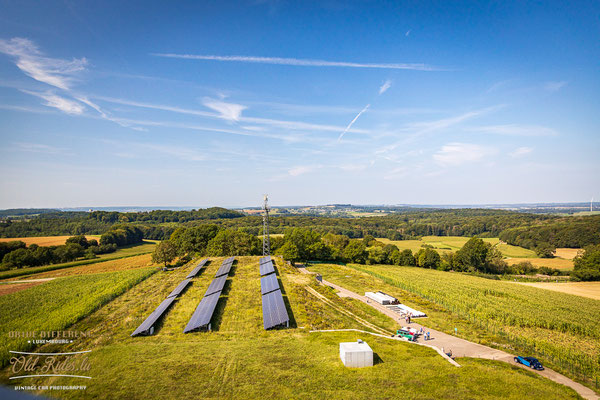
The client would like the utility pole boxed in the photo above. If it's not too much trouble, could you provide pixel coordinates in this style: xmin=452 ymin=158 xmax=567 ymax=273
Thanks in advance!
xmin=262 ymin=194 xmax=270 ymax=256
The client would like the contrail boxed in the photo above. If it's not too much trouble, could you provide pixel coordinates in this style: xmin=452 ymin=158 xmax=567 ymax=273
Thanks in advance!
xmin=338 ymin=104 xmax=370 ymax=141
xmin=151 ymin=54 xmax=437 ymax=71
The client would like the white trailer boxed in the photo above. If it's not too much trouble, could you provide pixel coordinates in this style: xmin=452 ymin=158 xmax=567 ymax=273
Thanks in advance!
xmin=340 ymin=340 xmax=373 ymax=368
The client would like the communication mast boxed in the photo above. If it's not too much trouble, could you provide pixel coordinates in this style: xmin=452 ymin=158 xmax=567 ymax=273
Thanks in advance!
xmin=262 ymin=194 xmax=270 ymax=256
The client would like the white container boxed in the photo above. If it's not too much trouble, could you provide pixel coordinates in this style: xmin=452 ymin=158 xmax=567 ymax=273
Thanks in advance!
xmin=340 ymin=340 xmax=374 ymax=368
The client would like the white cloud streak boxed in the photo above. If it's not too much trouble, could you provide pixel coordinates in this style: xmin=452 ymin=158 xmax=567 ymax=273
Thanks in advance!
xmin=152 ymin=53 xmax=438 ymax=71
xmin=378 ymin=79 xmax=392 ymax=95
xmin=201 ymin=97 xmax=247 ymax=121
xmin=433 ymin=143 xmax=494 ymax=166
xmin=509 ymin=147 xmax=533 ymax=158
xmin=338 ymin=104 xmax=370 ymax=141
xmin=471 ymin=124 xmax=557 ymax=137
xmin=544 ymin=81 xmax=567 ymax=92
xmin=0 ymin=37 xmax=86 ymax=90
xmin=20 ymin=89 xmax=85 ymax=115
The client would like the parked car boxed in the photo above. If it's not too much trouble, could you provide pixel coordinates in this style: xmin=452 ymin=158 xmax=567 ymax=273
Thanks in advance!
xmin=514 ymin=356 xmax=544 ymax=370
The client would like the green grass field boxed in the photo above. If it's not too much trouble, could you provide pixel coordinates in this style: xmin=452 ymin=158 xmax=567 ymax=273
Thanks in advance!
xmin=307 ymin=263 xmax=600 ymax=386
xmin=377 ymin=236 xmax=538 ymax=258
xmin=0 ymin=256 xmax=585 ymax=399
xmin=0 ymin=267 xmax=156 ymax=366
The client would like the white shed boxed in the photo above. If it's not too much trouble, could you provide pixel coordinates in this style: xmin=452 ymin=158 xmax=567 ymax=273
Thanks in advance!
xmin=339 ymin=340 xmax=373 ymax=368
xmin=365 ymin=291 xmax=397 ymax=305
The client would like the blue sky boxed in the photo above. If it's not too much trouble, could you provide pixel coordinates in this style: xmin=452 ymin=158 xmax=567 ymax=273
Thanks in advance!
xmin=0 ymin=0 xmax=599 ymax=208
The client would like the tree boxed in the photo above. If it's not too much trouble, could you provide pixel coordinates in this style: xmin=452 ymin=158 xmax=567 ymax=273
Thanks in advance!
xmin=572 ymin=245 xmax=600 ymax=281
xmin=455 ymin=237 xmax=489 ymax=272
xmin=367 ymin=246 xmax=386 ymax=264
xmin=170 ymin=225 xmax=220 ymax=256
xmin=343 ymin=241 xmax=367 ymax=264
xmin=417 ymin=248 xmax=441 ymax=269
xmin=393 ymin=249 xmax=416 ymax=266
xmin=535 ymin=243 xmax=556 ymax=258
xmin=152 ymin=241 xmax=177 ymax=268
xmin=206 ymin=229 xmax=261 ymax=256
xmin=66 ymin=235 xmax=90 ymax=248
xmin=283 ymin=228 xmax=323 ymax=261
xmin=279 ymin=242 xmax=300 ymax=264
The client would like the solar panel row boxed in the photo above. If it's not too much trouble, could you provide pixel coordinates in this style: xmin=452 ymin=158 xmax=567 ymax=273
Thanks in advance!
xmin=215 ymin=257 xmax=235 ymax=277
xmin=259 ymin=258 xmax=290 ymax=329
xmin=184 ymin=257 xmax=236 ymax=332
xmin=186 ymin=258 xmax=209 ymax=278
xmin=131 ymin=296 xmax=177 ymax=336
xmin=259 ymin=259 xmax=275 ymax=276
xmin=262 ymin=289 xmax=289 ymax=330
xmin=132 ymin=258 xmax=211 ymax=336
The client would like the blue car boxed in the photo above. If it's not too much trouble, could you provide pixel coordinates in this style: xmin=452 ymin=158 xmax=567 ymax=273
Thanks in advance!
xmin=514 ymin=356 xmax=544 ymax=371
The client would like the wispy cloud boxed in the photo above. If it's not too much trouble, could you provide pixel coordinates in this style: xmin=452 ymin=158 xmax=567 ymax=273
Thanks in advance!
xmin=405 ymin=30 xmax=411 ymax=37
xmin=509 ymin=146 xmax=533 ymax=158
xmin=288 ymin=165 xmax=319 ymax=176
xmin=0 ymin=37 xmax=86 ymax=90
xmin=433 ymin=143 xmax=494 ymax=166
xmin=20 ymin=89 xmax=85 ymax=115
xmin=202 ymin=97 xmax=247 ymax=121
xmin=13 ymin=142 xmax=65 ymax=154
xmin=471 ymin=124 xmax=557 ymax=137
xmin=544 ymin=81 xmax=567 ymax=92
xmin=338 ymin=104 xmax=370 ymax=141
xmin=379 ymin=79 xmax=392 ymax=95
xmin=151 ymin=53 xmax=439 ymax=71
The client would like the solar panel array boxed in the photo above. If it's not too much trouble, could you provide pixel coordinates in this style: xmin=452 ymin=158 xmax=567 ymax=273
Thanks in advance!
xmin=131 ymin=296 xmax=177 ymax=336
xmin=186 ymin=258 xmax=209 ymax=278
xmin=259 ymin=258 xmax=275 ymax=276
xmin=215 ymin=256 xmax=235 ymax=277
xmin=131 ymin=258 xmax=209 ymax=337
xmin=184 ymin=257 xmax=236 ymax=332
xmin=259 ymin=258 xmax=290 ymax=329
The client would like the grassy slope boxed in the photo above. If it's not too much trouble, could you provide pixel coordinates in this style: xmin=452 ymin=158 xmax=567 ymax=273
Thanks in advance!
xmin=308 ymin=263 xmax=600 ymax=386
xmin=0 ymin=267 xmax=157 ymax=366
xmin=0 ymin=241 xmax=156 ymax=280
xmin=0 ymin=257 xmax=581 ymax=399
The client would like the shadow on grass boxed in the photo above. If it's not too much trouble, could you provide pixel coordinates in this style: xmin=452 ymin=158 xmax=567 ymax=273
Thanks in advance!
xmin=373 ymin=352 xmax=384 ymax=365
xmin=210 ymin=265 xmax=236 ymax=331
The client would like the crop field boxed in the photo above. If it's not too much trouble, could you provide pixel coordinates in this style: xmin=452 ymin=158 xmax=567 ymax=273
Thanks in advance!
xmin=376 ymin=236 xmax=537 ymax=258
xmin=0 ymin=240 xmax=156 ymax=280
xmin=506 ymin=257 xmax=574 ymax=270
xmin=0 ymin=235 xmax=99 ymax=246
xmin=0 ymin=267 xmax=157 ymax=367
xmin=308 ymin=263 xmax=600 ymax=386
xmin=516 ymin=281 xmax=600 ymax=300
xmin=554 ymin=248 xmax=582 ymax=260
xmin=0 ymin=256 xmax=581 ymax=399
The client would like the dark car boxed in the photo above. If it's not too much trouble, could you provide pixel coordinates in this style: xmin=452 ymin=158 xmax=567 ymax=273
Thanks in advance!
xmin=514 ymin=356 xmax=544 ymax=371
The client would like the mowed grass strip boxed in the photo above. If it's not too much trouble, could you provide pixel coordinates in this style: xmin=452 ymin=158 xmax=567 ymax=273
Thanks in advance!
xmin=0 ymin=267 xmax=157 ymax=367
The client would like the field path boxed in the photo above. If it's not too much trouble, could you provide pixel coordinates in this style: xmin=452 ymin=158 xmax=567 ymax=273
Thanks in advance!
xmin=298 ymin=265 xmax=599 ymax=400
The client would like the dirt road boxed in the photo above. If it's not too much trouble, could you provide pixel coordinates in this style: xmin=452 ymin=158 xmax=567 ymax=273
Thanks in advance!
xmin=299 ymin=265 xmax=598 ymax=400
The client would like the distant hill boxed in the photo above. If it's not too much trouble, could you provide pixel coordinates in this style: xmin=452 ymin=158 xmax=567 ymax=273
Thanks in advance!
xmin=0 ymin=208 xmax=60 ymax=218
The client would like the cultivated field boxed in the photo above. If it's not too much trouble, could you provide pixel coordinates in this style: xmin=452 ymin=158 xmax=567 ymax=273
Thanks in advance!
xmin=377 ymin=236 xmax=537 ymax=258
xmin=554 ymin=248 xmax=582 ymax=260
xmin=516 ymin=281 xmax=600 ymax=300
xmin=506 ymin=257 xmax=574 ymax=270
xmin=0 ymin=256 xmax=581 ymax=399
xmin=308 ymin=263 xmax=600 ymax=386
xmin=0 ymin=235 xmax=98 ymax=246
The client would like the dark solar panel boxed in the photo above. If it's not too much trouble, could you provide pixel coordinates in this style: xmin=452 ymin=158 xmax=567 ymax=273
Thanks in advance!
xmin=204 ymin=274 xmax=228 ymax=297
xmin=259 ymin=260 xmax=275 ymax=276
xmin=183 ymin=292 xmax=221 ymax=332
xmin=259 ymin=256 xmax=272 ymax=265
xmin=166 ymin=278 xmax=192 ymax=298
xmin=260 ymin=273 xmax=280 ymax=295
xmin=262 ymin=289 xmax=289 ymax=330
xmin=215 ymin=258 xmax=235 ymax=277
xmin=131 ymin=296 xmax=177 ymax=336
xmin=186 ymin=258 xmax=209 ymax=278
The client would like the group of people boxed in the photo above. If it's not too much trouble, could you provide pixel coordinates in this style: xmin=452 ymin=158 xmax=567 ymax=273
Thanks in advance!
xmin=419 ymin=327 xmax=431 ymax=341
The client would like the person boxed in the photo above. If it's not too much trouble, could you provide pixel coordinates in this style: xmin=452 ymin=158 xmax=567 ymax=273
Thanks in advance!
xmin=427 ymin=332 xmax=430 ymax=340
xmin=408 ymin=315 xmax=411 ymax=324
